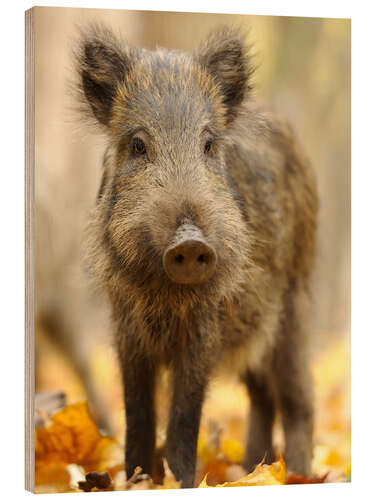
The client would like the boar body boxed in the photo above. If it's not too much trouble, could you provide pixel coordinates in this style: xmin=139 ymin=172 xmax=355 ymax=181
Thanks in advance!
xmin=77 ymin=25 xmax=317 ymax=487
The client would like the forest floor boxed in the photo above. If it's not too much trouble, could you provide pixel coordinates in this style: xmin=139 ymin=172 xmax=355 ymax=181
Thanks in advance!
xmin=35 ymin=336 xmax=350 ymax=492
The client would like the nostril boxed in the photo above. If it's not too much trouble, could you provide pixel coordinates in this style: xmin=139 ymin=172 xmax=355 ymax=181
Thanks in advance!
xmin=197 ymin=254 xmax=206 ymax=264
xmin=175 ymin=254 xmax=184 ymax=264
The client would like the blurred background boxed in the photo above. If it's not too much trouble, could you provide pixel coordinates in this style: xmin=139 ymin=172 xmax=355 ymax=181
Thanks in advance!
xmin=33 ymin=6 xmax=350 ymax=482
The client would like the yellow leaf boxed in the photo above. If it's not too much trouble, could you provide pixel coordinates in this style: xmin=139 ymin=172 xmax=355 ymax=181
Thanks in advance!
xmin=199 ymin=474 xmax=209 ymax=488
xmin=199 ymin=459 xmax=287 ymax=488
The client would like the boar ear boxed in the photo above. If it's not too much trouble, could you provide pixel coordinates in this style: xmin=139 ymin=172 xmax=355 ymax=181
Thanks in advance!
xmin=196 ymin=27 xmax=254 ymax=123
xmin=75 ymin=25 xmax=135 ymax=127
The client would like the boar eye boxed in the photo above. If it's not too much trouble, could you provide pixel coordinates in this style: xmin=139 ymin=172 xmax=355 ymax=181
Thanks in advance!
xmin=204 ymin=140 xmax=212 ymax=154
xmin=132 ymin=137 xmax=147 ymax=155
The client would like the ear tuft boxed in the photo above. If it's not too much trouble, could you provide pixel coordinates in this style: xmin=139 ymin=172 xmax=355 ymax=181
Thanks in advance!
xmin=196 ymin=26 xmax=255 ymax=123
xmin=74 ymin=24 xmax=135 ymax=127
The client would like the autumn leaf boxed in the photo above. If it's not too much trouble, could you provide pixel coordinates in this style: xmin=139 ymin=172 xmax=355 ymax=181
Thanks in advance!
xmin=201 ymin=457 xmax=232 ymax=486
xmin=78 ymin=471 xmax=113 ymax=492
xmin=199 ymin=458 xmax=287 ymax=487
xmin=286 ymin=472 xmax=328 ymax=484
xmin=35 ymin=402 xmax=121 ymax=488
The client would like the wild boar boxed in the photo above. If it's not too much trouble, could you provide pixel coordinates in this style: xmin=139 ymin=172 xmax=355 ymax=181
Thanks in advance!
xmin=75 ymin=24 xmax=318 ymax=487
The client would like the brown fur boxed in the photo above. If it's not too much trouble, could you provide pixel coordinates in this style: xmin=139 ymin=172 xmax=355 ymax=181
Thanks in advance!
xmin=76 ymin=24 xmax=318 ymax=487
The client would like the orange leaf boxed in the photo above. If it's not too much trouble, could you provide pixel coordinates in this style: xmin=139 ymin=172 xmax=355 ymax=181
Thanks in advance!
xmin=35 ymin=402 xmax=121 ymax=486
xmin=286 ymin=472 xmax=328 ymax=484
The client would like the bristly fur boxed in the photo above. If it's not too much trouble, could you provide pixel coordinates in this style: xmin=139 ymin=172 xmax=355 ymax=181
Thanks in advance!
xmin=75 ymin=23 xmax=318 ymax=488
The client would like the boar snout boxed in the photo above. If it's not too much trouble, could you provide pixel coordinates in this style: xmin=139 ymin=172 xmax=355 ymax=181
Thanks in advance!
xmin=163 ymin=223 xmax=217 ymax=285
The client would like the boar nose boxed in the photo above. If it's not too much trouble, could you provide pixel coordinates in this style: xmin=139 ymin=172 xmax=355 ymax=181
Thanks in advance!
xmin=163 ymin=235 xmax=217 ymax=285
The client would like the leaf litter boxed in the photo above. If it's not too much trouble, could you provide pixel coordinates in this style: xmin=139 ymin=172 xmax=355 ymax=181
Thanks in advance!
xmin=35 ymin=338 xmax=350 ymax=492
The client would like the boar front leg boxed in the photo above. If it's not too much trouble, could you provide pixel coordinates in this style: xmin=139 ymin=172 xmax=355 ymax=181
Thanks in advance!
xmin=120 ymin=342 xmax=156 ymax=480
xmin=165 ymin=364 xmax=208 ymax=488
xmin=165 ymin=319 xmax=217 ymax=488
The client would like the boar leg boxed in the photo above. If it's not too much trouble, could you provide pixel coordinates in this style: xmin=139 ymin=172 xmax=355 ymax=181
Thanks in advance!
xmin=273 ymin=285 xmax=314 ymax=476
xmin=166 ymin=362 xmax=209 ymax=488
xmin=121 ymin=348 xmax=156 ymax=480
xmin=242 ymin=370 xmax=275 ymax=472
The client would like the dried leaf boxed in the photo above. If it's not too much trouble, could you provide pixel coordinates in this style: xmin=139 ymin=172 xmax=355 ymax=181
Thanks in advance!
xmin=35 ymin=402 xmax=120 ymax=486
xmin=286 ymin=472 xmax=328 ymax=484
xmin=78 ymin=471 xmax=113 ymax=492
xmin=199 ymin=459 xmax=287 ymax=487
xmin=201 ymin=458 xmax=231 ymax=486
